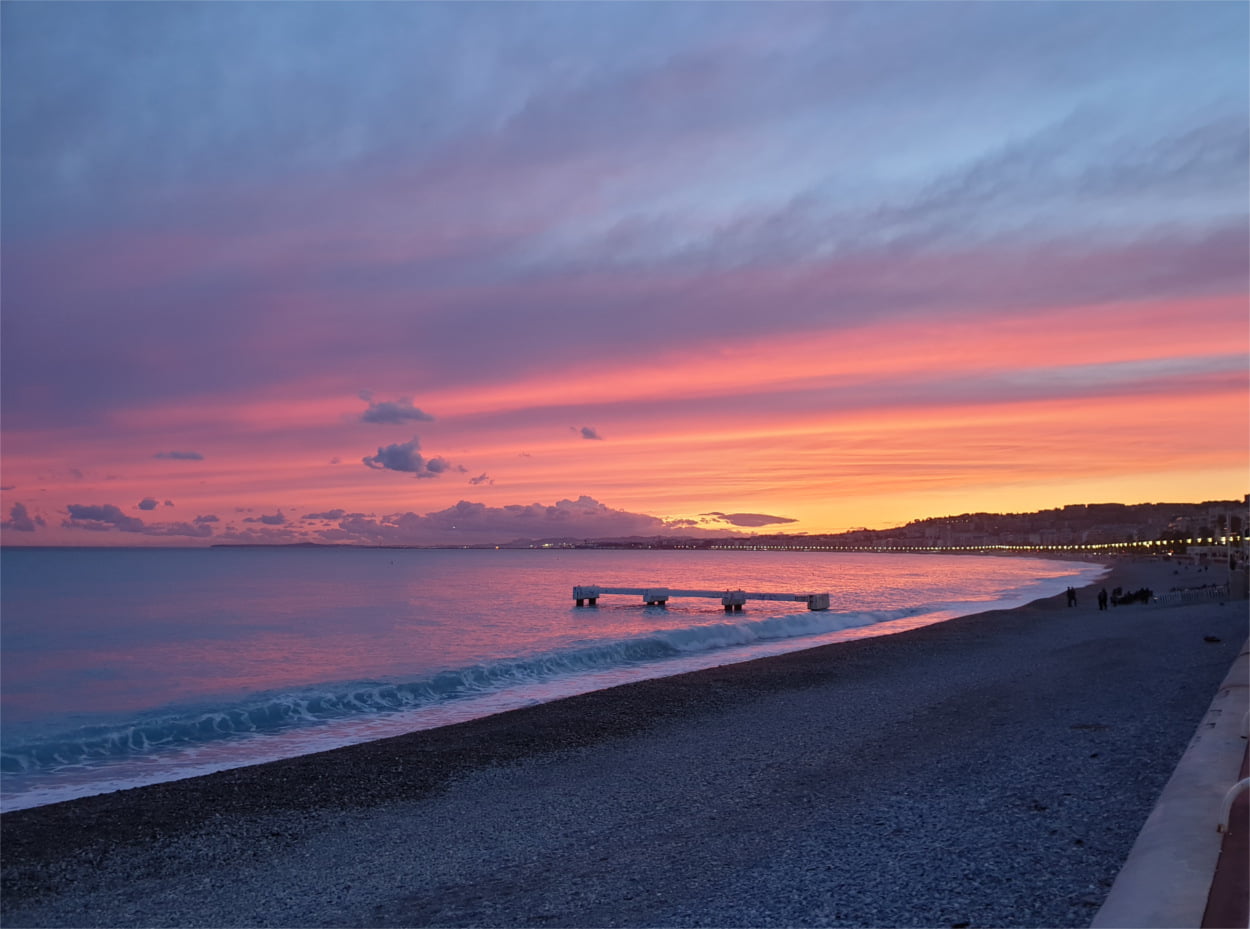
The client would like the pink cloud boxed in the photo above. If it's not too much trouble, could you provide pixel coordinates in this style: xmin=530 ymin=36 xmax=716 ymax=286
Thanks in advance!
xmin=318 ymin=495 xmax=732 ymax=546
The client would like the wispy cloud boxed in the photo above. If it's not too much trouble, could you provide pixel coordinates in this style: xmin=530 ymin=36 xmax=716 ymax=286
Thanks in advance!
xmin=2 ymin=3 xmax=1245 ymax=544
xmin=703 ymin=512 xmax=798 ymax=528
xmin=303 ymin=509 xmax=348 ymax=521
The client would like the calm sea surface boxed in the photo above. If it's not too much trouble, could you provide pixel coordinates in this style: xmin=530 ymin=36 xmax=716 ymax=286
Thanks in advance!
xmin=0 ymin=547 xmax=1105 ymax=811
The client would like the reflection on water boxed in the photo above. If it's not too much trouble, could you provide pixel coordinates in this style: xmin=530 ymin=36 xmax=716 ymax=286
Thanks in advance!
xmin=1 ymin=548 xmax=1106 ymax=810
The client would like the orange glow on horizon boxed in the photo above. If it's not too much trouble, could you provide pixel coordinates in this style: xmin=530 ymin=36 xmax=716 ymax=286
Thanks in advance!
xmin=3 ymin=293 xmax=1246 ymax=546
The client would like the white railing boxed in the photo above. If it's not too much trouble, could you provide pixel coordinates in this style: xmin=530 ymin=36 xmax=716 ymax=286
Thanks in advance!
xmin=1153 ymin=585 xmax=1231 ymax=606
xmin=573 ymin=585 xmax=831 ymax=611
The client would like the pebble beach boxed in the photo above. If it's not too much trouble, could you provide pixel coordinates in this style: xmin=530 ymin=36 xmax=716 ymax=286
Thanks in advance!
xmin=2 ymin=558 xmax=1245 ymax=928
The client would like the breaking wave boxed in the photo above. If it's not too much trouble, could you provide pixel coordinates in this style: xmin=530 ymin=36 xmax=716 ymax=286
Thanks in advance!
xmin=1 ymin=606 xmax=909 ymax=775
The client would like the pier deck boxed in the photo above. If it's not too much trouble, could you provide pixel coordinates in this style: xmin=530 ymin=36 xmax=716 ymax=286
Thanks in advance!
xmin=573 ymin=586 xmax=830 ymax=611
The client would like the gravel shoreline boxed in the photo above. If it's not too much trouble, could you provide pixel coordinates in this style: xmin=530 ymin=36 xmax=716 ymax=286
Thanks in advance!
xmin=3 ymin=559 xmax=1246 ymax=928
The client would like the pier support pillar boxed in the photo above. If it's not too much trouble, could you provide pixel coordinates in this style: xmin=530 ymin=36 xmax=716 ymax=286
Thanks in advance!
xmin=573 ymin=586 xmax=602 ymax=608
xmin=643 ymin=588 xmax=670 ymax=607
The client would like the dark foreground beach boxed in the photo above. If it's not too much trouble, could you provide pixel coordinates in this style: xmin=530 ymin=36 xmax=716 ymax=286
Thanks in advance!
xmin=3 ymin=560 xmax=1246 ymax=928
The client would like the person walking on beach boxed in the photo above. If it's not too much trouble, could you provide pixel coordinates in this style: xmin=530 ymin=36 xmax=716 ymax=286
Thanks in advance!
xmin=1066 ymin=587 xmax=1078 ymax=607
xmin=1098 ymin=588 xmax=1108 ymax=611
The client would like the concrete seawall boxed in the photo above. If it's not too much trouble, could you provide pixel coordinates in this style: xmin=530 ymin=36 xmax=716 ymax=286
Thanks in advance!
xmin=1094 ymin=639 xmax=1249 ymax=929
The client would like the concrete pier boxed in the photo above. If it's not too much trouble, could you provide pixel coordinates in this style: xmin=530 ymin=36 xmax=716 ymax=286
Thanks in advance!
xmin=573 ymin=586 xmax=830 ymax=611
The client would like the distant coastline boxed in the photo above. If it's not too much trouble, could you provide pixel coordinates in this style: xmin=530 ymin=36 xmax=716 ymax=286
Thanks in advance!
xmin=3 ymin=498 xmax=1245 ymax=555
xmin=162 ymin=496 xmax=1250 ymax=556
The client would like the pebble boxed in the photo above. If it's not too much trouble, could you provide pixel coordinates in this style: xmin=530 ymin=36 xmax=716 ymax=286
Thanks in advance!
xmin=2 ymin=560 xmax=1244 ymax=928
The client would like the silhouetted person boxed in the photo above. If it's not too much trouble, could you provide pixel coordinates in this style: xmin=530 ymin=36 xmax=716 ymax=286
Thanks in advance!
xmin=1097 ymin=588 xmax=1108 ymax=611
xmin=1066 ymin=587 xmax=1077 ymax=607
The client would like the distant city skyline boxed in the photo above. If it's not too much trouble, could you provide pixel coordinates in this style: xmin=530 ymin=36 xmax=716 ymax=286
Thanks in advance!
xmin=184 ymin=498 xmax=1244 ymax=552
xmin=3 ymin=2 xmax=1247 ymax=547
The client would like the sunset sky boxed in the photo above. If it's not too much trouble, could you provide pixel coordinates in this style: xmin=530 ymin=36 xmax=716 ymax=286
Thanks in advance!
xmin=2 ymin=1 xmax=1247 ymax=547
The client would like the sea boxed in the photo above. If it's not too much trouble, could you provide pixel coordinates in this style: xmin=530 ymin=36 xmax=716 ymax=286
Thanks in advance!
xmin=0 ymin=546 xmax=1106 ymax=812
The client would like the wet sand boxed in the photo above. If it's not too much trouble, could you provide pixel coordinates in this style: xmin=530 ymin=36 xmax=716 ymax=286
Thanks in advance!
xmin=2 ymin=559 xmax=1246 ymax=928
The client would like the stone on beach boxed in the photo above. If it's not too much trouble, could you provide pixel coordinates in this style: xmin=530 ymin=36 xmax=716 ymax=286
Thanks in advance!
xmin=1 ymin=559 xmax=1245 ymax=928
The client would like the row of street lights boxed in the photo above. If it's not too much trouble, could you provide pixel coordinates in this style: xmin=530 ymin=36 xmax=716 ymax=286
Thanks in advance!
xmin=711 ymin=536 xmax=1246 ymax=553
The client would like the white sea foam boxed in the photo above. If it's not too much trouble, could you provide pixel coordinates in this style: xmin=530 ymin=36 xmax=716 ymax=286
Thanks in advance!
xmin=0 ymin=607 xmax=901 ymax=776
xmin=0 ymin=548 xmax=1107 ymax=810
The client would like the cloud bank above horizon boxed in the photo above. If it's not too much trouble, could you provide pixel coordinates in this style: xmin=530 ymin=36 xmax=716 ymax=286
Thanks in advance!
xmin=2 ymin=2 xmax=1246 ymax=546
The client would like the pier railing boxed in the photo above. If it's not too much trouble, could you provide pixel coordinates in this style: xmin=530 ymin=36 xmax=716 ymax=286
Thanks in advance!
xmin=573 ymin=586 xmax=831 ymax=611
